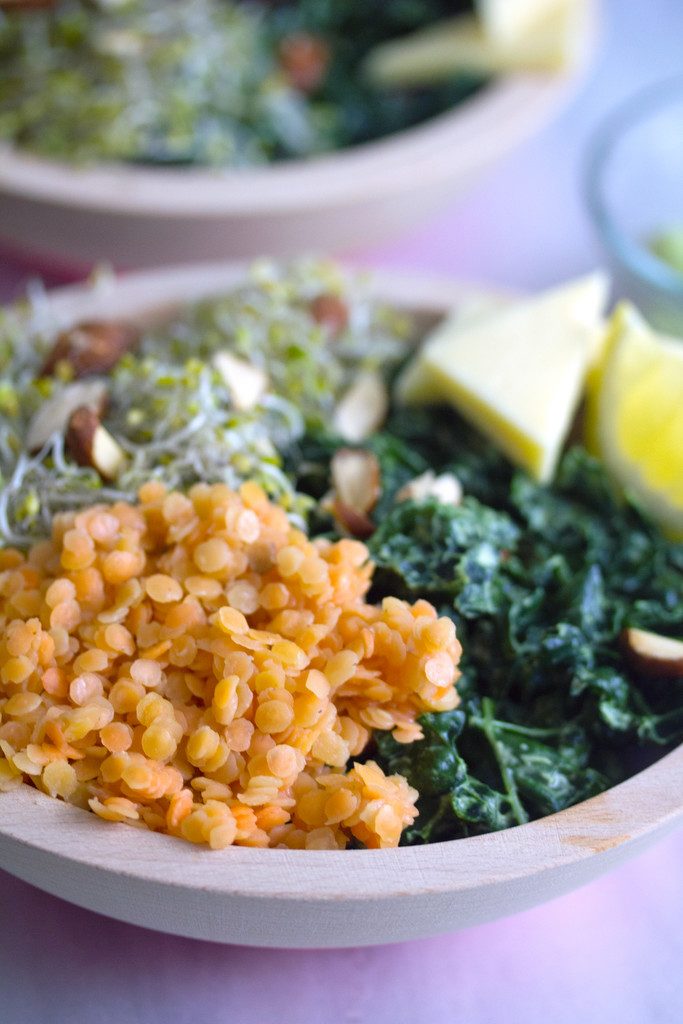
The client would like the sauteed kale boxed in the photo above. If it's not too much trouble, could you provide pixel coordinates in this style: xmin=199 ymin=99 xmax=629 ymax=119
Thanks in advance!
xmin=291 ymin=408 xmax=683 ymax=842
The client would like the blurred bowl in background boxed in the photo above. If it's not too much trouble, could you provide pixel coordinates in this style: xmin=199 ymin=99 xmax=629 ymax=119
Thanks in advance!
xmin=0 ymin=13 xmax=596 ymax=272
xmin=587 ymin=76 xmax=683 ymax=335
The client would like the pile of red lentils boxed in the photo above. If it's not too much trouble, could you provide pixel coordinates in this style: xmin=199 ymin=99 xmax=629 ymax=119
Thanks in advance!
xmin=0 ymin=480 xmax=461 ymax=850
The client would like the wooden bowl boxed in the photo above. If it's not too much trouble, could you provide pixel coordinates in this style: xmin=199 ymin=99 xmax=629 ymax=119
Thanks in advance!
xmin=0 ymin=260 xmax=680 ymax=948
xmin=0 ymin=28 xmax=595 ymax=271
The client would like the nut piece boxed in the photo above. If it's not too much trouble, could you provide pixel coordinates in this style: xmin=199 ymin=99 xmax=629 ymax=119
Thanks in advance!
xmin=212 ymin=351 xmax=269 ymax=412
xmin=622 ymin=628 xmax=683 ymax=678
xmin=26 ymin=380 xmax=108 ymax=453
xmin=310 ymin=294 xmax=349 ymax=338
xmin=65 ymin=406 xmax=127 ymax=481
xmin=42 ymin=320 xmax=139 ymax=379
xmin=330 ymin=448 xmax=381 ymax=539
xmin=396 ymin=470 xmax=463 ymax=506
xmin=278 ymin=32 xmax=330 ymax=92
xmin=332 ymin=370 xmax=389 ymax=444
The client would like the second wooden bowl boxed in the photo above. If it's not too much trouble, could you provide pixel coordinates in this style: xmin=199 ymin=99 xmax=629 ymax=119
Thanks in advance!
xmin=0 ymin=19 xmax=596 ymax=271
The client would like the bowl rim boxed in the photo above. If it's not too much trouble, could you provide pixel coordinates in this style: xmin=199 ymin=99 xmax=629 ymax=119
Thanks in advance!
xmin=1 ymin=744 xmax=681 ymax=901
xmin=0 ymin=75 xmax=572 ymax=216
xmin=0 ymin=258 xmax=681 ymax=905
xmin=585 ymin=74 xmax=683 ymax=301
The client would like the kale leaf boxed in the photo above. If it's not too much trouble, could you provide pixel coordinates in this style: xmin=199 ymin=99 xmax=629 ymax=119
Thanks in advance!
xmin=295 ymin=408 xmax=683 ymax=843
xmin=369 ymin=496 xmax=519 ymax=600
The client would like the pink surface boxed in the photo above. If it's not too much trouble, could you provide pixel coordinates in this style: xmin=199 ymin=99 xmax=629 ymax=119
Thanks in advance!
xmin=1 ymin=1 xmax=682 ymax=1021
xmin=1 ymin=825 xmax=682 ymax=1024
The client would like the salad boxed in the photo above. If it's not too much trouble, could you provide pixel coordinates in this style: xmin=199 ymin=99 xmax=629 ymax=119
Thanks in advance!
xmin=0 ymin=260 xmax=680 ymax=850
xmin=0 ymin=0 xmax=581 ymax=168
xmin=0 ymin=0 xmax=479 ymax=167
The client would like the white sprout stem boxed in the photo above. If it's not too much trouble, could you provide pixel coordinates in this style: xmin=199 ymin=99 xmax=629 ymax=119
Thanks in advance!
xmin=118 ymin=406 xmax=210 ymax=456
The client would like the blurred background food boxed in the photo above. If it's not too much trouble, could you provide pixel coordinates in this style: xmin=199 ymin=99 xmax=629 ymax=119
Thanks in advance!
xmin=0 ymin=0 xmax=594 ymax=267
xmin=0 ymin=0 xmax=585 ymax=168
xmin=0 ymin=0 xmax=481 ymax=167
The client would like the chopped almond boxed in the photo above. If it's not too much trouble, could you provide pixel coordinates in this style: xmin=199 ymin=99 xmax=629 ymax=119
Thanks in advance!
xmin=279 ymin=32 xmax=330 ymax=92
xmin=396 ymin=470 xmax=463 ymax=506
xmin=622 ymin=628 xmax=683 ymax=678
xmin=332 ymin=370 xmax=389 ymax=443
xmin=26 ymin=380 xmax=108 ymax=453
xmin=334 ymin=504 xmax=376 ymax=540
xmin=212 ymin=351 xmax=269 ymax=411
xmin=42 ymin=320 xmax=138 ymax=379
xmin=310 ymin=294 xmax=349 ymax=338
xmin=331 ymin=448 xmax=381 ymax=539
xmin=65 ymin=406 xmax=126 ymax=481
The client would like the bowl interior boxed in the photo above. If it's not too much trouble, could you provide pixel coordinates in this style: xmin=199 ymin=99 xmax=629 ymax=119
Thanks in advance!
xmin=0 ymin=261 xmax=681 ymax=948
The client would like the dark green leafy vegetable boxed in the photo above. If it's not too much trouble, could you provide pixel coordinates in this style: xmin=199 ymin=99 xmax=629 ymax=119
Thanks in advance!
xmin=294 ymin=407 xmax=683 ymax=844
xmin=369 ymin=496 xmax=519 ymax=603
xmin=268 ymin=0 xmax=482 ymax=149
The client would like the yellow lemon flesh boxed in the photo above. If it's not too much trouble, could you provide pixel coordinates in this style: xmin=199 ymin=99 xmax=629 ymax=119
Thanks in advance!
xmin=586 ymin=303 xmax=683 ymax=539
xmin=364 ymin=0 xmax=589 ymax=85
xmin=476 ymin=0 xmax=572 ymax=41
xmin=395 ymin=273 xmax=608 ymax=483
xmin=394 ymin=291 xmax=512 ymax=406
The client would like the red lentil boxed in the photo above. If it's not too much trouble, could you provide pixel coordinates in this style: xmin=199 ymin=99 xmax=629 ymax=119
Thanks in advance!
xmin=0 ymin=482 xmax=462 ymax=850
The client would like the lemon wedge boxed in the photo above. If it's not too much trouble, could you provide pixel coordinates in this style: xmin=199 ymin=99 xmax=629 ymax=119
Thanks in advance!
xmin=395 ymin=273 xmax=608 ymax=482
xmin=395 ymin=291 xmax=511 ymax=405
xmin=476 ymin=0 xmax=571 ymax=42
xmin=396 ymin=272 xmax=608 ymax=408
xmin=364 ymin=0 xmax=588 ymax=85
xmin=586 ymin=303 xmax=683 ymax=538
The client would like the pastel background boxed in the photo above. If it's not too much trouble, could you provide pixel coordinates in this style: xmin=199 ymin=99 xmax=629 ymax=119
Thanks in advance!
xmin=1 ymin=1 xmax=682 ymax=1021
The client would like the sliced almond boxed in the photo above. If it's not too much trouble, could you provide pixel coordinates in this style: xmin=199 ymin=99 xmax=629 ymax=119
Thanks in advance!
xmin=213 ymin=351 xmax=269 ymax=412
xmin=331 ymin=449 xmax=381 ymax=514
xmin=333 ymin=503 xmax=376 ymax=541
xmin=26 ymin=380 xmax=108 ymax=453
xmin=331 ymin=448 xmax=381 ymax=539
xmin=42 ymin=320 xmax=139 ymax=379
xmin=396 ymin=470 xmax=463 ymax=506
xmin=332 ymin=370 xmax=389 ymax=444
xmin=65 ymin=406 xmax=127 ymax=481
xmin=622 ymin=628 xmax=683 ymax=678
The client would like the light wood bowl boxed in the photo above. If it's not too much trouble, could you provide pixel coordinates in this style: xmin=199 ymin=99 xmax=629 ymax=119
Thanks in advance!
xmin=0 ymin=22 xmax=596 ymax=271
xmin=0 ymin=260 xmax=681 ymax=948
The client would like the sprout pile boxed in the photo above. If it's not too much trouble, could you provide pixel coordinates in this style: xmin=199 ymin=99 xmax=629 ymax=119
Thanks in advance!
xmin=0 ymin=260 xmax=410 ymax=546
xmin=0 ymin=0 xmax=479 ymax=167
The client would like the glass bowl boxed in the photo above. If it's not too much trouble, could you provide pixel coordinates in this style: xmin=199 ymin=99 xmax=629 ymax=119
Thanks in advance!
xmin=586 ymin=77 xmax=683 ymax=335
